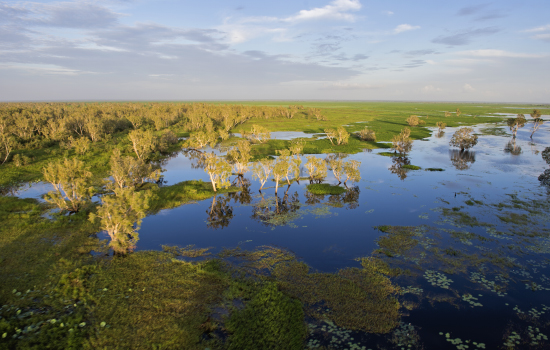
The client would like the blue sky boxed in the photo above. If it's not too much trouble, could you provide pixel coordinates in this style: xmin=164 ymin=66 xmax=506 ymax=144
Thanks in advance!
xmin=1 ymin=0 xmax=549 ymax=102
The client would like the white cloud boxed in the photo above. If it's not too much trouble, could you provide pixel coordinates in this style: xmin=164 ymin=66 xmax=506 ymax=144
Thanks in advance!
xmin=394 ymin=24 xmax=420 ymax=34
xmin=458 ymin=49 xmax=543 ymax=58
xmin=523 ymin=24 xmax=550 ymax=33
xmin=532 ymin=33 xmax=550 ymax=42
xmin=383 ymin=11 xmax=394 ymax=16
xmin=421 ymin=85 xmax=441 ymax=93
xmin=287 ymin=0 xmax=362 ymax=22
xmin=462 ymin=83 xmax=475 ymax=92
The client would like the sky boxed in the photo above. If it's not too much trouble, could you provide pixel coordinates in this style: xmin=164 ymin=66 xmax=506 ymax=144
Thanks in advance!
xmin=1 ymin=0 xmax=549 ymax=102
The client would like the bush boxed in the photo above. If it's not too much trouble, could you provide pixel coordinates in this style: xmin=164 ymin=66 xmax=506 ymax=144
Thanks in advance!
xmin=356 ymin=127 xmax=376 ymax=141
xmin=406 ymin=115 xmax=419 ymax=127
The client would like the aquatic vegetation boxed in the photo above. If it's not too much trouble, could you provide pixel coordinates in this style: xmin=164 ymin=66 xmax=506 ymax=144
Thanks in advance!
xmin=469 ymin=272 xmax=507 ymax=296
xmin=461 ymin=293 xmax=483 ymax=307
xmin=402 ymin=164 xmax=421 ymax=170
xmin=306 ymin=184 xmax=346 ymax=195
xmin=162 ymin=244 xmax=212 ymax=258
xmin=424 ymin=270 xmax=453 ymax=289
xmin=273 ymin=261 xmax=400 ymax=333
xmin=440 ymin=332 xmax=486 ymax=349
xmin=425 ymin=168 xmax=444 ymax=171
xmin=391 ymin=322 xmax=422 ymax=350
xmin=226 ymin=282 xmax=306 ymax=350
xmin=375 ymin=226 xmax=420 ymax=258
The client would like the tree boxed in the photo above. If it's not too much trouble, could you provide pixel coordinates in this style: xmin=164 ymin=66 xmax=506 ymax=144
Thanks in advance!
xmin=449 ymin=127 xmax=478 ymax=152
xmin=43 ymin=158 xmax=94 ymax=212
xmin=227 ymin=140 xmax=252 ymax=178
xmin=436 ymin=122 xmax=446 ymax=133
xmin=272 ymin=152 xmax=290 ymax=194
xmin=343 ymin=160 xmax=361 ymax=187
xmin=391 ymin=128 xmax=413 ymax=155
xmin=128 ymin=129 xmax=157 ymax=160
xmin=327 ymin=156 xmax=344 ymax=185
xmin=324 ymin=128 xmax=337 ymax=145
xmin=89 ymin=187 xmax=152 ymax=254
xmin=406 ymin=115 xmax=419 ymax=127
xmin=0 ymin=133 xmax=17 ymax=165
xmin=185 ymin=130 xmax=218 ymax=150
xmin=444 ymin=111 xmax=451 ymax=117
xmin=304 ymin=156 xmax=327 ymax=183
xmin=242 ymin=125 xmax=270 ymax=144
xmin=252 ymin=159 xmax=274 ymax=191
xmin=456 ymin=108 xmax=461 ymax=117
xmin=110 ymin=149 xmax=161 ymax=190
xmin=203 ymin=152 xmax=232 ymax=192
xmin=507 ymin=114 xmax=526 ymax=138
xmin=530 ymin=113 xmax=544 ymax=138
xmin=336 ymin=126 xmax=350 ymax=145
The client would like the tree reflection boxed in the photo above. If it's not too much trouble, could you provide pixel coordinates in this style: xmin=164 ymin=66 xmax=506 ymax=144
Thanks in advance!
xmin=504 ymin=139 xmax=522 ymax=156
xmin=304 ymin=186 xmax=360 ymax=209
xmin=389 ymin=157 xmax=410 ymax=181
xmin=206 ymin=194 xmax=234 ymax=230
xmin=228 ymin=178 xmax=252 ymax=205
xmin=252 ymin=188 xmax=301 ymax=228
xmin=449 ymin=150 xmax=476 ymax=170
xmin=182 ymin=149 xmax=207 ymax=169
xmin=435 ymin=131 xmax=445 ymax=139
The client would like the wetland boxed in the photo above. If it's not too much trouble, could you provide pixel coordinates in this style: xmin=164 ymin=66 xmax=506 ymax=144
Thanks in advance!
xmin=1 ymin=101 xmax=549 ymax=349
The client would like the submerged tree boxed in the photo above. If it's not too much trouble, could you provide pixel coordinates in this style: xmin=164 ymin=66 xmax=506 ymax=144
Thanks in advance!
xmin=304 ymin=156 xmax=327 ymax=184
xmin=203 ymin=152 xmax=232 ymax=192
xmin=343 ymin=160 xmax=361 ymax=187
xmin=227 ymin=140 xmax=252 ymax=179
xmin=252 ymin=159 xmax=274 ymax=191
xmin=90 ymin=187 xmax=153 ymax=254
xmin=530 ymin=110 xmax=544 ymax=139
xmin=43 ymin=158 xmax=94 ymax=212
xmin=272 ymin=152 xmax=290 ymax=194
xmin=507 ymin=114 xmax=527 ymax=138
xmin=327 ymin=156 xmax=344 ymax=185
xmin=436 ymin=122 xmax=446 ymax=133
xmin=449 ymin=127 xmax=478 ymax=152
xmin=391 ymin=128 xmax=413 ymax=155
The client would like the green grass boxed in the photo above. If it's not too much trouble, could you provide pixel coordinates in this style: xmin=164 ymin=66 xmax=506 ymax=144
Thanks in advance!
xmin=149 ymin=180 xmax=239 ymax=213
xmin=402 ymin=164 xmax=421 ymax=170
xmin=306 ymin=183 xmax=347 ymax=195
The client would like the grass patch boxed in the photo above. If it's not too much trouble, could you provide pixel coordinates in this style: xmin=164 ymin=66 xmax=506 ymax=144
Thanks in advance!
xmin=402 ymin=164 xmax=421 ymax=170
xmin=149 ymin=180 xmax=239 ymax=213
xmin=378 ymin=152 xmax=397 ymax=157
xmin=306 ymin=183 xmax=346 ymax=195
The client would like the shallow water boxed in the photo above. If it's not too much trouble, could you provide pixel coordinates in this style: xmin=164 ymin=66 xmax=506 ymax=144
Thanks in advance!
xmin=120 ymin=121 xmax=550 ymax=349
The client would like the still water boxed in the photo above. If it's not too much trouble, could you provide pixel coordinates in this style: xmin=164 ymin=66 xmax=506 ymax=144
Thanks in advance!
xmin=132 ymin=121 xmax=550 ymax=349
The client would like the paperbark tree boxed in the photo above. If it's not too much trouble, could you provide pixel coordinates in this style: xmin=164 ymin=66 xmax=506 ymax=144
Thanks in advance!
xmin=128 ymin=129 xmax=157 ymax=160
xmin=343 ymin=160 xmax=361 ymax=187
xmin=391 ymin=128 xmax=413 ymax=155
xmin=449 ymin=127 xmax=478 ymax=152
xmin=203 ymin=152 xmax=232 ymax=192
xmin=42 ymin=158 xmax=94 ymax=212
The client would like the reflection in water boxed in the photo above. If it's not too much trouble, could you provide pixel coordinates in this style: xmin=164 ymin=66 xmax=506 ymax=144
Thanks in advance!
xmin=206 ymin=195 xmax=234 ymax=230
xmin=435 ymin=131 xmax=445 ymax=139
xmin=504 ymin=139 xmax=522 ymax=156
xmin=389 ymin=157 xmax=410 ymax=181
xmin=228 ymin=178 xmax=252 ymax=205
xmin=449 ymin=150 xmax=476 ymax=170
xmin=304 ymin=186 xmax=360 ymax=209
xmin=252 ymin=188 xmax=301 ymax=227
xmin=182 ymin=149 xmax=207 ymax=169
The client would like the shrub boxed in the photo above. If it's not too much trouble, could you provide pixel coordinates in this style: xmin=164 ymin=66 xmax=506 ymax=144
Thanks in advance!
xmin=406 ymin=115 xmax=419 ymax=127
xmin=357 ymin=127 xmax=376 ymax=141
